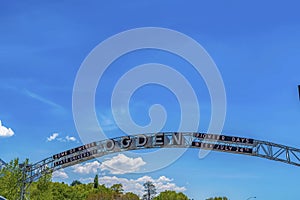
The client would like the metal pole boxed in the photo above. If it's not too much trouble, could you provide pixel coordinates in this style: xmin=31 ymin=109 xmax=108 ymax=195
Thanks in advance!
xmin=246 ymin=197 xmax=256 ymax=200
xmin=20 ymin=167 xmax=26 ymax=200
xmin=20 ymin=164 xmax=30 ymax=200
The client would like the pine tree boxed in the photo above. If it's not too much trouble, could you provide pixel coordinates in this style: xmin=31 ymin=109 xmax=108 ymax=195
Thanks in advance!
xmin=93 ymin=174 xmax=99 ymax=189
xmin=143 ymin=181 xmax=156 ymax=200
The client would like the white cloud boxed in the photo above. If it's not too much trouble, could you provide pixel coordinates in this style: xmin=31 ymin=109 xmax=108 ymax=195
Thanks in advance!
xmin=156 ymin=176 xmax=172 ymax=182
xmin=98 ymin=175 xmax=186 ymax=197
xmin=100 ymin=154 xmax=146 ymax=174
xmin=47 ymin=133 xmax=77 ymax=142
xmin=72 ymin=161 xmax=101 ymax=174
xmin=71 ymin=154 xmax=146 ymax=175
xmin=52 ymin=169 xmax=68 ymax=179
xmin=66 ymin=136 xmax=76 ymax=142
xmin=0 ymin=120 xmax=14 ymax=138
xmin=47 ymin=133 xmax=59 ymax=141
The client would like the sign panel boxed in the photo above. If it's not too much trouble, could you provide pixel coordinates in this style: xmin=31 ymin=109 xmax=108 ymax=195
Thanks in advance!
xmin=52 ymin=142 xmax=97 ymax=160
xmin=193 ymin=133 xmax=254 ymax=145
xmin=192 ymin=141 xmax=253 ymax=154
xmin=53 ymin=149 xmax=98 ymax=167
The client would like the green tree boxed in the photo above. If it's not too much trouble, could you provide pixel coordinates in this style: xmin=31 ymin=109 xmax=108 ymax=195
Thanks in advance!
xmin=55 ymin=182 xmax=69 ymax=199
xmin=143 ymin=181 xmax=156 ymax=200
xmin=86 ymin=183 xmax=113 ymax=200
xmin=154 ymin=190 xmax=189 ymax=200
xmin=111 ymin=183 xmax=123 ymax=194
xmin=71 ymin=180 xmax=82 ymax=186
xmin=111 ymin=183 xmax=123 ymax=199
xmin=121 ymin=192 xmax=139 ymax=200
xmin=30 ymin=172 xmax=52 ymax=200
xmin=0 ymin=158 xmax=27 ymax=200
xmin=0 ymin=159 xmax=143 ymax=200
xmin=93 ymin=174 xmax=99 ymax=189
xmin=86 ymin=192 xmax=112 ymax=200
xmin=71 ymin=182 xmax=94 ymax=200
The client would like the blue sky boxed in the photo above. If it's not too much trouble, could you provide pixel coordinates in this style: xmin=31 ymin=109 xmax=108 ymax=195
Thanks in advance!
xmin=1 ymin=1 xmax=300 ymax=199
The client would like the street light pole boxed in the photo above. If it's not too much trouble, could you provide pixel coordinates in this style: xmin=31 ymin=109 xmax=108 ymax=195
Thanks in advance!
xmin=246 ymin=197 xmax=256 ymax=200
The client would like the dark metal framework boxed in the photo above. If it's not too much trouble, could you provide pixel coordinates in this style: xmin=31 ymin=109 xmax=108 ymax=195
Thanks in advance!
xmin=18 ymin=132 xmax=300 ymax=200
xmin=0 ymin=159 xmax=6 ymax=170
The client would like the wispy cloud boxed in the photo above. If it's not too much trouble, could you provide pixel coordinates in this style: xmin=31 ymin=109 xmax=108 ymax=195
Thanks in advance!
xmin=66 ymin=136 xmax=77 ymax=142
xmin=23 ymin=89 xmax=63 ymax=110
xmin=0 ymin=120 xmax=14 ymax=138
xmin=47 ymin=133 xmax=59 ymax=141
xmin=46 ymin=133 xmax=78 ymax=143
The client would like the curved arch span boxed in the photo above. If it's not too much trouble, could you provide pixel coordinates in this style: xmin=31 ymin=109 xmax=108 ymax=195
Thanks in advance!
xmin=22 ymin=132 xmax=300 ymax=183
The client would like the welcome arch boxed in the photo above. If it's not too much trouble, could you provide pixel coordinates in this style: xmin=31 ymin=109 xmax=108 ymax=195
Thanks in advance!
xmin=19 ymin=132 xmax=300 ymax=200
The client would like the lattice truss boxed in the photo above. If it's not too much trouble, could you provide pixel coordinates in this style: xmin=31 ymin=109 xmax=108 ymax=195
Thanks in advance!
xmin=253 ymin=140 xmax=300 ymax=167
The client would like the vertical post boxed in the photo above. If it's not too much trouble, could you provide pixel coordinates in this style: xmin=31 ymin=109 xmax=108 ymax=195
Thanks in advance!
xmin=20 ymin=164 xmax=30 ymax=200
xmin=20 ymin=166 xmax=26 ymax=200
xmin=298 ymin=85 xmax=300 ymax=100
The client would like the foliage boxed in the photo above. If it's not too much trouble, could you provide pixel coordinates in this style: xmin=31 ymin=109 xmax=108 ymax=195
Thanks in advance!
xmin=111 ymin=183 xmax=124 ymax=199
xmin=30 ymin=172 xmax=52 ymax=200
xmin=70 ymin=180 xmax=82 ymax=186
xmin=93 ymin=174 xmax=99 ymax=189
xmin=111 ymin=183 xmax=123 ymax=194
xmin=0 ymin=158 xmax=26 ymax=200
xmin=0 ymin=158 xmax=192 ymax=200
xmin=122 ymin=192 xmax=140 ymax=200
xmin=153 ymin=190 xmax=189 ymax=200
xmin=143 ymin=181 xmax=156 ymax=200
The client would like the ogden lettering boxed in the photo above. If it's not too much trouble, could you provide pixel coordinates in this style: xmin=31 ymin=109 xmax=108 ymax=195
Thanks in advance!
xmin=137 ymin=135 xmax=147 ymax=147
xmin=155 ymin=134 xmax=164 ymax=146
xmin=121 ymin=137 xmax=131 ymax=148
xmin=105 ymin=140 xmax=115 ymax=151
xmin=173 ymin=132 xmax=182 ymax=145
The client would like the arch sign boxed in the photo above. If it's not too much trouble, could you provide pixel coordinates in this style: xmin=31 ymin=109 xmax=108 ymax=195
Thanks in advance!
xmin=21 ymin=132 xmax=300 ymax=186
xmin=52 ymin=132 xmax=254 ymax=168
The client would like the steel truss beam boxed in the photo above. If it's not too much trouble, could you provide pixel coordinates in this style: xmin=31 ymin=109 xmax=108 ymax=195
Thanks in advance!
xmin=253 ymin=140 xmax=300 ymax=167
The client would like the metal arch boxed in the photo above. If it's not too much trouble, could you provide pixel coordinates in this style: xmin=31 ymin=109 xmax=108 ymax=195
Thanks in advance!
xmin=19 ymin=132 xmax=300 ymax=200
xmin=21 ymin=132 xmax=300 ymax=183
